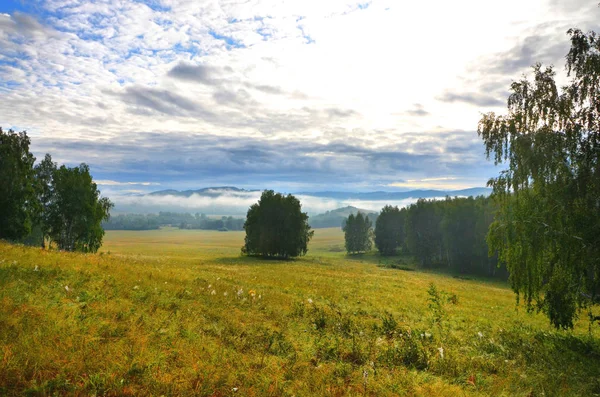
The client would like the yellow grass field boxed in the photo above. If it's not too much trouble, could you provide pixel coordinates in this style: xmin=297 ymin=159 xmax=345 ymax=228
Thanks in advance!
xmin=1 ymin=228 xmax=599 ymax=396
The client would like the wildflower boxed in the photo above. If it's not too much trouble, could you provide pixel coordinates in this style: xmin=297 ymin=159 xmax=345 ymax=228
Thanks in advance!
xmin=211 ymin=290 xmax=216 ymax=295
xmin=438 ymin=346 xmax=444 ymax=359
xmin=249 ymin=289 xmax=256 ymax=298
xmin=258 ymin=294 xmax=262 ymax=299
xmin=307 ymin=298 xmax=313 ymax=304
xmin=223 ymin=292 xmax=228 ymax=296
xmin=237 ymin=288 xmax=243 ymax=297
xmin=467 ymin=375 xmax=476 ymax=386
xmin=477 ymin=331 xmax=484 ymax=338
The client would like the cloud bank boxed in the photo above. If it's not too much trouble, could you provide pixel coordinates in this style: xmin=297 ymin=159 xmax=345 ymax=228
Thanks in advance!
xmin=113 ymin=190 xmax=441 ymax=216
xmin=0 ymin=0 xmax=597 ymax=192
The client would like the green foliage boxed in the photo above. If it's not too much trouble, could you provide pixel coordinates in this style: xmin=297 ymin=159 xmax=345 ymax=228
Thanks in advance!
xmin=427 ymin=283 xmax=446 ymax=331
xmin=405 ymin=199 xmax=443 ymax=267
xmin=479 ymin=29 xmax=600 ymax=328
xmin=0 ymin=128 xmax=36 ymax=241
xmin=374 ymin=205 xmax=405 ymax=255
xmin=0 ymin=130 xmax=112 ymax=253
xmin=33 ymin=154 xmax=57 ymax=248
xmin=47 ymin=164 xmax=113 ymax=253
xmin=103 ymin=212 xmax=244 ymax=231
xmin=401 ymin=196 xmax=503 ymax=278
xmin=343 ymin=212 xmax=373 ymax=254
xmin=243 ymin=190 xmax=314 ymax=258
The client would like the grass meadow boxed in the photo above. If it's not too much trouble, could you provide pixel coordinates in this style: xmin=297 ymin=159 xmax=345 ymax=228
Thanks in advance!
xmin=1 ymin=227 xmax=599 ymax=396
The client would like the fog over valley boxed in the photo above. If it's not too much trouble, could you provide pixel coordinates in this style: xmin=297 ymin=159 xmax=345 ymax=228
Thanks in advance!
xmin=111 ymin=186 xmax=491 ymax=215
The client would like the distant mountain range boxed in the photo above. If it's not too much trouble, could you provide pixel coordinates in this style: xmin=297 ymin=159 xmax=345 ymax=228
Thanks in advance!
xmin=113 ymin=186 xmax=492 ymax=216
xmin=146 ymin=186 xmax=492 ymax=200
xmin=147 ymin=186 xmax=258 ymax=197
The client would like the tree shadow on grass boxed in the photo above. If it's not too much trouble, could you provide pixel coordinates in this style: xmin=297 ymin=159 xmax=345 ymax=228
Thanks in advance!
xmin=212 ymin=255 xmax=300 ymax=266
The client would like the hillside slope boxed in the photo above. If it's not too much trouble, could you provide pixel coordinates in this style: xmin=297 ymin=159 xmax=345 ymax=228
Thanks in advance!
xmin=0 ymin=230 xmax=598 ymax=396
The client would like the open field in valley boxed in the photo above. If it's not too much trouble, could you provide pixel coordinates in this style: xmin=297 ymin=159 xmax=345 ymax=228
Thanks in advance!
xmin=1 ymin=228 xmax=599 ymax=396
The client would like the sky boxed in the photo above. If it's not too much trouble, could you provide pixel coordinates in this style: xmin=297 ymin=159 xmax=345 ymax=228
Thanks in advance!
xmin=0 ymin=0 xmax=597 ymax=198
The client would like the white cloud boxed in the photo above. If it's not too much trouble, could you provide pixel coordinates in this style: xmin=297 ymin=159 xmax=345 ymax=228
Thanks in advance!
xmin=0 ymin=0 xmax=597 ymax=190
xmin=113 ymin=191 xmax=444 ymax=215
xmin=96 ymin=180 xmax=161 ymax=186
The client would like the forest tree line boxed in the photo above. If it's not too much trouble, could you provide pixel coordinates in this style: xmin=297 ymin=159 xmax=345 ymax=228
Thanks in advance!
xmin=103 ymin=212 xmax=244 ymax=231
xmin=344 ymin=196 xmax=507 ymax=279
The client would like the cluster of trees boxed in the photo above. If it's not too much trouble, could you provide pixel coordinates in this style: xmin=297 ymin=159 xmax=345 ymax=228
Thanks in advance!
xmin=103 ymin=212 xmax=244 ymax=231
xmin=343 ymin=213 xmax=373 ymax=253
xmin=374 ymin=205 xmax=404 ymax=256
xmin=0 ymin=129 xmax=112 ymax=252
xmin=342 ymin=196 xmax=505 ymax=279
xmin=242 ymin=190 xmax=314 ymax=258
xmin=403 ymin=197 xmax=501 ymax=277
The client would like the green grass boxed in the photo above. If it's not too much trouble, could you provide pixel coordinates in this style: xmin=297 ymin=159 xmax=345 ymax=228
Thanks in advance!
xmin=1 ymin=228 xmax=599 ymax=396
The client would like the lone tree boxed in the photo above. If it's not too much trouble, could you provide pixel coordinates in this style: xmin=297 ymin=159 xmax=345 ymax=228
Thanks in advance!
xmin=243 ymin=190 xmax=314 ymax=258
xmin=374 ymin=205 xmax=405 ymax=255
xmin=0 ymin=128 xmax=36 ymax=241
xmin=479 ymin=29 xmax=600 ymax=329
xmin=344 ymin=212 xmax=372 ymax=254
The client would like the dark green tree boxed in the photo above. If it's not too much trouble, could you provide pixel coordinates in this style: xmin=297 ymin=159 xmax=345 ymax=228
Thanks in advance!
xmin=440 ymin=196 xmax=478 ymax=273
xmin=243 ymin=190 xmax=314 ymax=258
xmin=374 ymin=205 xmax=404 ymax=255
xmin=479 ymin=29 xmax=600 ymax=329
xmin=0 ymin=128 xmax=36 ymax=241
xmin=47 ymin=164 xmax=113 ymax=252
xmin=33 ymin=154 xmax=57 ymax=248
xmin=405 ymin=199 xmax=443 ymax=267
xmin=344 ymin=212 xmax=372 ymax=254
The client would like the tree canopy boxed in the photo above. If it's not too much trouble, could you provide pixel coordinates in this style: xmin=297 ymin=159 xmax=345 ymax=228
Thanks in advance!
xmin=0 ymin=130 xmax=112 ymax=253
xmin=478 ymin=29 xmax=600 ymax=329
xmin=343 ymin=212 xmax=372 ymax=254
xmin=400 ymin=196 xmax=502 ymax=277
xmin=243 ymin=190 xmax=314 ymax=258
xmin=0 ymin=128 xmax=36 ymax=240
xmin=47 ymin=163 xmax=113 ymax=252
xmin=374 ymin=205 xmax=405 ymax=256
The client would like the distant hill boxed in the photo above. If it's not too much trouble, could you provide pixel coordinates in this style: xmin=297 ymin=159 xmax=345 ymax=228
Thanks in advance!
xmin=123 ymin=186 xmax=492 ymax=216
xmin=148 ymin=186 xmax=258 ymax=197
xmin=309 ymin=206 xmax=379 ymax=229
xmin=145 ymin=186 xmax=491 ymax=200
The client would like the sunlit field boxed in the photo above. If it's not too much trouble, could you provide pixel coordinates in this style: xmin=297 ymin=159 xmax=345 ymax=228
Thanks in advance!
xmin=1 ymin=228 xmax=599 ymax=396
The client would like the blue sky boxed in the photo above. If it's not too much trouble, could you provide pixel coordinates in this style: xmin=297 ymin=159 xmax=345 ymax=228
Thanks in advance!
xmin=0 ymin=0 xmax=596 ymax=199
xmin=0 ymin=1 xmax=28 ymax=13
